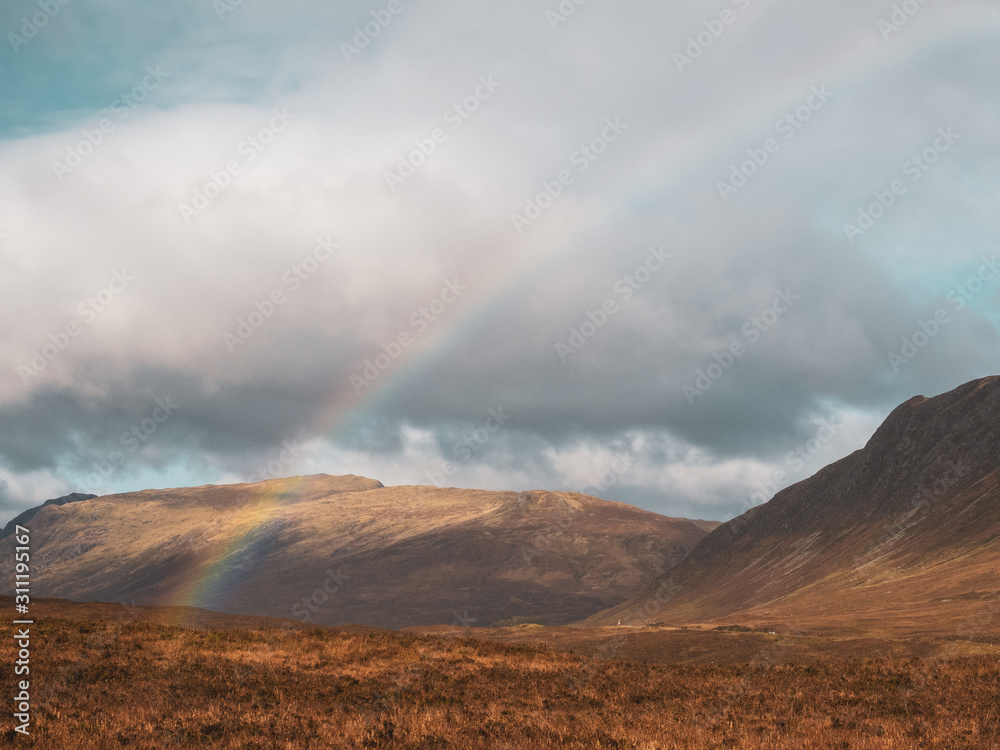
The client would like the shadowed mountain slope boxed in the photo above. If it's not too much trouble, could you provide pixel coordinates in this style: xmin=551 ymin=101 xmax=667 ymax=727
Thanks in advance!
xmin=587 ymin=376 xmax=1000 ymax=636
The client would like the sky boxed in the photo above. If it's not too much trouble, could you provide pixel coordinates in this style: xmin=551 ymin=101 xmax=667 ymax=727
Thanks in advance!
xmin=1 ymin=0 xmax=998 ymax=524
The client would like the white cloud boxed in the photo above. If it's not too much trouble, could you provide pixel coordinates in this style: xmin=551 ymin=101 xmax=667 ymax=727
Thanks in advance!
xmin=1 ymin=0 xmax=998 ymax=523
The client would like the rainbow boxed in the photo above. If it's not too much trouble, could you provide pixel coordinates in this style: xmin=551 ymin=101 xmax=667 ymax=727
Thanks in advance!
xmin=167 ymin=13 xmax=983 ymax=619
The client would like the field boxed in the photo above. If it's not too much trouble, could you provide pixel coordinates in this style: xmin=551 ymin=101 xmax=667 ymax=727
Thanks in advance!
xmin=2 ymin=599 xmax=999 ymax=748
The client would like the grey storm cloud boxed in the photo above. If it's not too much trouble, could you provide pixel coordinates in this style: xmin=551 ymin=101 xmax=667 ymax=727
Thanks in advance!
xmin=1 ymin=0 xmax=998 ymax=521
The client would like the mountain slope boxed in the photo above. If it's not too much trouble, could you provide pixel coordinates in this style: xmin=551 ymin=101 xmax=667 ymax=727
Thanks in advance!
xmin=0 ymin=474 xmax=716 ymax=628
xmin=1 ymin=492 xmax=96 ymax=537
xmin=587 ymin=376 xmax=1000 ymax=634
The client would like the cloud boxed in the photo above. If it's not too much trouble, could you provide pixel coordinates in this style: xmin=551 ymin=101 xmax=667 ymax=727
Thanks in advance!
xmin=0 ymin=476 xmax=13 ymax=512
xmin=1 ymin=0 xmax=998 ymax=522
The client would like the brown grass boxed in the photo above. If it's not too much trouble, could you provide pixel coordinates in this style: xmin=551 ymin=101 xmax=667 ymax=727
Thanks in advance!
xmin=3 ymin=612 xmax=1000 ymax=749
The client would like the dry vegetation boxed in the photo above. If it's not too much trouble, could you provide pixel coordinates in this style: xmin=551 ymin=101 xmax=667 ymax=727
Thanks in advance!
xmin=3 ymin=612 xmax=1000 ymax=749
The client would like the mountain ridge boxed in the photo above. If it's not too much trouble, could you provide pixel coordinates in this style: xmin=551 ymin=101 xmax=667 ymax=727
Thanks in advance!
xmin=586 ymin=376 xmax=1000 ymax=633
xmin=1 ymin=492 xmax=97 ymax=538
xmin=0 ymin=474 xmax=717 ymax=629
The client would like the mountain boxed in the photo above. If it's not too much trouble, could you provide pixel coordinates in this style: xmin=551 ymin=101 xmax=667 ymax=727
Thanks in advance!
xmin=1 ymin=492 xmax=96 ymax=537
xmin=587 ymin=376 xmax=1000 ymax=635
xmin=0 ymin=474 xmax=717 ymax=629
